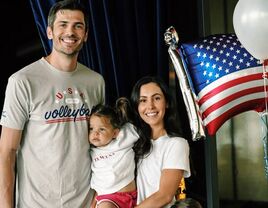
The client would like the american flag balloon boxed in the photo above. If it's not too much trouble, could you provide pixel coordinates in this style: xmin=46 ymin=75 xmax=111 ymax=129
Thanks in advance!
xmin=166 ymin=27 xmax=267 ymax=136
xmin=180 ymin=33 xmax=267 ymax=136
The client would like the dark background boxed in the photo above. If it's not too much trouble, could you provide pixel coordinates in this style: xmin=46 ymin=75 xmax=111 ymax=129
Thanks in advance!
xmin=16 ymin=1 xmax=44 ymax=71
xmin=1 ymin=1 xmax=44 ymax=113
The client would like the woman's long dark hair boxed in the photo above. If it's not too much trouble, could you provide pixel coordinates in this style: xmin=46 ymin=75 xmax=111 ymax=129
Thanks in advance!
xmin=130 ymin=76 xmax=183 ymax=163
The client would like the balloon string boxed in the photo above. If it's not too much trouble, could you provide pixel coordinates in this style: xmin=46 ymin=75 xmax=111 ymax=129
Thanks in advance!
xmin=262 ymin=60 xmax=268 ymax=111
xmin=260 ymin=114 xmax=268 ymax=180
xmin=261 ymin=60 xmax=268 ymax=179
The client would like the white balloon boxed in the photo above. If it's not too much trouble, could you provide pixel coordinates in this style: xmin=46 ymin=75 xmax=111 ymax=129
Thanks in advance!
xmin=233 ymin=0 xmax=268 ymax=61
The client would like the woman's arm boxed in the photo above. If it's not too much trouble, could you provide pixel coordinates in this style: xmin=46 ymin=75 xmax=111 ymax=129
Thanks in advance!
xmin=135 ymin=169 xmax=183 ymax=208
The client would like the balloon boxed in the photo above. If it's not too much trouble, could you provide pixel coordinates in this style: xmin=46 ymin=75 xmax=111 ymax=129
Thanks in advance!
xmin=164 ymin=26 xmax=205 ymax=141
xmin=234 ymin=0 xmax=268 ymax=178
xmin=233 ymin=0 xmax=268 ymax=62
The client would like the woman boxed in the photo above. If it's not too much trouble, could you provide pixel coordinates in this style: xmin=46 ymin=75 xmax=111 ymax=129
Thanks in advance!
xmin=130 ymin=76 xmax=191 ymax=208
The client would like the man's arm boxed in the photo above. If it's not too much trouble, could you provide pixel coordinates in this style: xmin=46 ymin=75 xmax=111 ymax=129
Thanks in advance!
xmin=0 ymin=127 xmax=22 ymax=208
xmin=90 ymin=190 xmax=97 ymax=208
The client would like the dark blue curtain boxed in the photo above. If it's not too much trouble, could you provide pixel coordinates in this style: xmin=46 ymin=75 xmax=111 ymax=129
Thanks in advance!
xmin=28 ymin=0 xmax=198 ymax=105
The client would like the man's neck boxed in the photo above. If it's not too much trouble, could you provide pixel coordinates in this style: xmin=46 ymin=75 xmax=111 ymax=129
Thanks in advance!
xmin=45 ymin=52 xmax=78 ymax=72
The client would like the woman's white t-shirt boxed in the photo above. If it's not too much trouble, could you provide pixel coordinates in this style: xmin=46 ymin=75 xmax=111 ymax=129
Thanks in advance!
xmin=136 ymin=135 xmax=191 ymax=207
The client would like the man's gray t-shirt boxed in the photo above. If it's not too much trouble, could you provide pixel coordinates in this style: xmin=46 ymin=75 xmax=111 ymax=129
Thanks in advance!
xmin=0 ymin=58 xmax=105 ymax=207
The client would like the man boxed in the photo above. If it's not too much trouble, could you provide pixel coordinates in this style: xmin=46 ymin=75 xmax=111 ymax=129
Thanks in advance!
xmin=0 ymin=0 xmax=105 ymax=207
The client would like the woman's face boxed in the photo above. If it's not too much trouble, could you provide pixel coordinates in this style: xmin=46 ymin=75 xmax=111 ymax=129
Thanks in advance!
xmin=138 ymin=82 xmax=167 ymax=129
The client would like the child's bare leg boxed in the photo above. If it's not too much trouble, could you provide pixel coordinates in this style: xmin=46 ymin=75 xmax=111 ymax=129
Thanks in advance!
xmin=97 ymin=201 xmax=118 ymax=208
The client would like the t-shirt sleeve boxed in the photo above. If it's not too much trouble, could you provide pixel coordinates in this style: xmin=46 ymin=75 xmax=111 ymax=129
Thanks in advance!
xmin=0 ymin=76 xmax=29 ymax=130
xmin=115 ymin=123 xmax=139 ymax=148
xmin=163 ymin=137 xmax=191 ymax=178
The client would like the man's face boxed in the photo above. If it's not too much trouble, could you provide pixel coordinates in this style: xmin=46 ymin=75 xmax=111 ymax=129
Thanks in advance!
xmin=47 ymin=9 xmax=88 ymax=56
